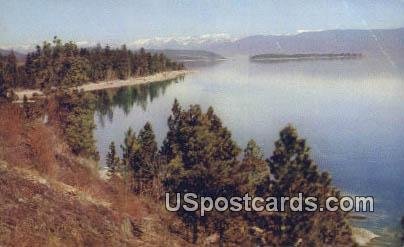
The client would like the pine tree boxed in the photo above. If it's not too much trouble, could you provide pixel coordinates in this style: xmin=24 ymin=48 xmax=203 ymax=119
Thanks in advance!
xmin=4 ymin=52 xmax=18 ymax=88
xmin=0 ymin=56 xmax=8 ymax=99
xmin=234 ymin=139 xmax=268 ymax=195
xmin=261 ymin=125 xmax=353 ymax=246
xmin=161 ymin=98 xmax=181 ymax=160
xmin=136 ymin=122 xmax=158 ymax=184
xmin=106 ymin=141 xmax=120 ymax=177
xmin=120 ymin=127 xmax=139 ymax=190
xmin=55 ymin=90 xmax=98 ymax=160
xmin=24 ymin=53 xmax=35 ymax=88
xmin=60 ymin=56 xmax=90 ymax=87
xmin=115 ymin=44 xmax=130 ymax=79
xmin=0 ymin=75 xmax=7 ymax=100
xmin=244 ymin=139 xmax=264 ymax=160
xmin=162 ymin=100 xmax=241 ymax=244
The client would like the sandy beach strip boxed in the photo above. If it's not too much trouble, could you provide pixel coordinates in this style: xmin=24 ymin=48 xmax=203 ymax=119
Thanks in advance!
xmin=14 ymin=70 xmax=191 ymax=101
xmin=77 ymin=70 xmax=189 ymax=92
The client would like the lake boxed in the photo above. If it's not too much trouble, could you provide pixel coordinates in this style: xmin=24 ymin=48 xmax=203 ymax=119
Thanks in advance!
xmin=93 ymin=55 xmax=404 ymax=246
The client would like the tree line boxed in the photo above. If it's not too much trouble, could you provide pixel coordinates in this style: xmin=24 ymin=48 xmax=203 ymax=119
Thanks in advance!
xmin=106 ymin=99 xmax=355 ymax=246
xmin=0 ymin=37 xmax=184 ymax=98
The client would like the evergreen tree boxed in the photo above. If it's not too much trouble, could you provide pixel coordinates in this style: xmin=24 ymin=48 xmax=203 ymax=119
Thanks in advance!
xmin=55 ymin=90 xmax=98 ymax=160
xmin=88 ymin=44 xmax=107 ymax=81
xmin=116 ymin=122 xmax=159 ymax=193
xmin=106 ymin=141 xmax=120 ymax=177
xmin=0 ymin=74 xmax=7 ymax=100
xmin=60 ymin=56 xmax=90 ymax=87
xmin=162 ymin=100 xmax=240 ymax=244
xmin=24 ymin=53 xmax=36 ymax=88
xmin=0 ymin=56 xmax=9 ymax=99
xmin=260 ymin=125 xmax=353 ymax=246
xmin=115 ymin=44 xmax=130 ymax=79
xmin=135 ymin=122 xmax=158 ymax=185
xmin=4 ymin=52 xmax=18 ymax=88
xmin=161 ymin=98 xmax=181 ymax=161
xmin=235 ymin=139 xmax=268 ymax=195
xmin=120 ymin=127 xmax=139 ymax=189
xmin=244 ymin=139 xmax=264 ymax=160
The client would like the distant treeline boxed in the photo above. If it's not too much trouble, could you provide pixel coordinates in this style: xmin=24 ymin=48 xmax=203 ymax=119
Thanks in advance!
xmin=0 ymin=37 xmax=184 ymax=97
xmin=251 ymin=53 xmax=362 ymax=61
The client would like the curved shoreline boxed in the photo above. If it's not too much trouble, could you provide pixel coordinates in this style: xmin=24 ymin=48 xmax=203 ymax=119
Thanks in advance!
xmin=76 ymin=70 xmax=190 ymax=92
xmin=14 ymin=70 xmax=191 ymax=101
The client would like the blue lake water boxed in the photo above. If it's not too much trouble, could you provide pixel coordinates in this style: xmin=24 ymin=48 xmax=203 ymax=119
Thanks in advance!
xmin=94 ymin=56 xmax=404 ymax=246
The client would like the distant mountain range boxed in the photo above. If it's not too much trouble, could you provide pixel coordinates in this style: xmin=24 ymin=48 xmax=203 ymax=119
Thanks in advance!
xmin=129 ymin=28 xmax=404 ymax=58
xmin=206 ymin=28 xmax=404 ymax=57
xmin=2 ymin=28 xmax=404 ymax=61
xmin=130 ymin=33 xmax=236 ymax=50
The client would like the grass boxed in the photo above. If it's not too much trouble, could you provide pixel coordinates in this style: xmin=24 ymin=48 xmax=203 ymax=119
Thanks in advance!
xmin=0 ymin=102 xmax=190 ymax=246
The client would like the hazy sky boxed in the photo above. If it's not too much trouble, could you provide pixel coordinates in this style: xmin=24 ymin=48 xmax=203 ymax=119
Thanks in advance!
xmin=1 ymin=0 xmax=404 ymax=47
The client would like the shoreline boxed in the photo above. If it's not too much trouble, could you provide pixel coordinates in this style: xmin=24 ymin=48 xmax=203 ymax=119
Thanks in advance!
xmin=351 ymin=227 xmax=380 ymax=246
xmin=14 ymin=70 xmax=191 ymax=101
xmin=77 ymin=70 xmax=190 ymax=92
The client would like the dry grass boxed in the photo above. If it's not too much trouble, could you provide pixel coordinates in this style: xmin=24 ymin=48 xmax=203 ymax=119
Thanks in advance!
xmin=26 ymin=123 xmax=57 ymax=175
xmin=0 ymin=161 xmax=137 ymax=246
xmin=0 ymin=104 xmax=24 ymax=143
xmin=0 ymin=102 xmax=191 ymax=246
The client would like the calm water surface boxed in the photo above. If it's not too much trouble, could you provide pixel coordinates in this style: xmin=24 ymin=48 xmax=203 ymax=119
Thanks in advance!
xmin=94 ymin=56 xmax=404 ymax=246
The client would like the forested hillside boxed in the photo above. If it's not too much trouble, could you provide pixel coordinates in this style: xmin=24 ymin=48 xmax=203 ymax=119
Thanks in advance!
xmin=0 ymin=95 xmax=356 ymax=246
xmin=0 ymin=37 xmax=184 ymax=98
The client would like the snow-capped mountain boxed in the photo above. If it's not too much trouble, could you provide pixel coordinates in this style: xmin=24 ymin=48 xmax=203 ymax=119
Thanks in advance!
xmin=127 ymin=28 xmax=404 ymax=58
xmin=129 ymin=33 xmax=237 ymax=50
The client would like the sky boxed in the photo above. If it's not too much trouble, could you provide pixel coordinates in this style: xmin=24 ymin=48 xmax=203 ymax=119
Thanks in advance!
xmin=1 ymin=0 xmax=404 ymax=48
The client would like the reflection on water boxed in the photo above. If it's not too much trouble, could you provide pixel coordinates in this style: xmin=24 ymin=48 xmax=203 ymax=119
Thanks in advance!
xmin=94 ymin=77 xmax=184 ymax=128
xmin=181 ymin=59 xmax=227 ymax=69
xmin=93 ymin=56 xmax=404 ymax=246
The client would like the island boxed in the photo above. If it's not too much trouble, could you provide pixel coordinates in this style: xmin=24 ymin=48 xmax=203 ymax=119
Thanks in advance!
xmin=250 ymin=53 xmax=362 ymax=62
